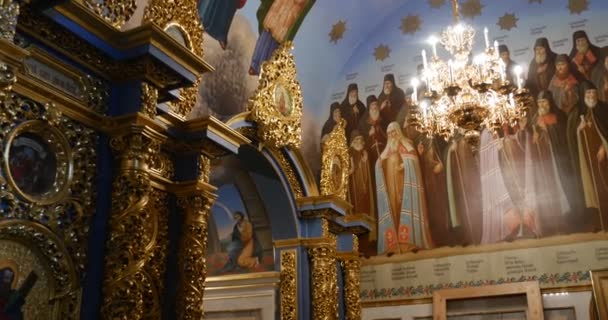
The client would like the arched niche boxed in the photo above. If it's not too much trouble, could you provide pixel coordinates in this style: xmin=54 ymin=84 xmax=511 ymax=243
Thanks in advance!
xmin=206 ymin=141 xmax=306 ymax=277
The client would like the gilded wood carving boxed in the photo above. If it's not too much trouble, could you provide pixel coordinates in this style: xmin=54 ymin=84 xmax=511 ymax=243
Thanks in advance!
xmin=247 ymin=41 xmax=303 ymax=149
xmin=280 ymin=249 xmax=297 ymax=320
xmin=320 ymin=118 xmax=349 ymax=200
xmin=0 ymin=93 xmax=97 ymax=319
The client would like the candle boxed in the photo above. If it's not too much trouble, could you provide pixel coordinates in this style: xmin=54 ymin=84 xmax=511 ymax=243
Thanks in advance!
xmin=494 ymin=40 xmax=499 ymax=57
xmin=422 ymin=49 xmax=428 ymax=70
xmin=448 ymin=60 xmax=454 ymax=84
xmin=484 ymin=27 xmax=489 ymax=49
xmin=429 ymin=36 xmax=438 ymax=58
xmin=499 ymin=60 xmax=506 ymax=82
xmin=514 ymin=65 xmax=523 ymax=90
xmin=509 ymin=93 xmax=515 ymax=108
xmin=425 ymin=78 xmax=431 ymax=94
xmin=411 ymin=78 xmax=419 ymax=105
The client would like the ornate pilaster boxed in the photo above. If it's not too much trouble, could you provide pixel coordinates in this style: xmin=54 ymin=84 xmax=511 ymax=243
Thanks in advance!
xmin=280 ymin=249 xmax=298 ymax=320
xmin=340 ymin=236 xmax=362 ymax=320
xmin=175 ymin=154 xmax=216 ymax=320
xmin=101 ymin=132 xmax=161 ymax=320
xmin=308 ymin=219 xmax=339 ymax=320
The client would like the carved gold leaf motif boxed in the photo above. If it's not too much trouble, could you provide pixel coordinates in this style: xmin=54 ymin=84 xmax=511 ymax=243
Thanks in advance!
xmin=247 ymin=41 xmax=303 ymax=149
xmin=320 ymin=119 xmax=349 ymax=200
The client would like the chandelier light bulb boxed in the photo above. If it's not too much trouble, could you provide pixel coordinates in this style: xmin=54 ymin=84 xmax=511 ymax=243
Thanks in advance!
xmin=411 ymin=78 xmax=420 ymax=105
xmin=493 ymin=40 xmax=499 ymax=57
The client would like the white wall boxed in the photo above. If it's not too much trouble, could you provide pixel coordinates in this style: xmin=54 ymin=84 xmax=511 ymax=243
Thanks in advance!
xmin=203 ymin=272 xmax=279 ymax=320
xmin=362 ymin=291 xmax=593 ymax=320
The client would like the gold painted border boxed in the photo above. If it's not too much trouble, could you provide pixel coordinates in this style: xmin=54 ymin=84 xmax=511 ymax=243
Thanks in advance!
xmin=3 ymin=120 xmax=74 ymax=205
xmin=590 ymin=269 xmax=608 ymax=319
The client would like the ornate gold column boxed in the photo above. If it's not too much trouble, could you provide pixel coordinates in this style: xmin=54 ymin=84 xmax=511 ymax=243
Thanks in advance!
xmin=280 ymin=249 xmax=298 ymax=320
xmin=175 ymin=155 xmax=216 ymax=320
xmin=339 ymin=236 xmax=362 ymax=320
xmin=308 ymin=219 xmax=339 ymax=320
xmin=101 ymin=131 xmax=162 ymax=320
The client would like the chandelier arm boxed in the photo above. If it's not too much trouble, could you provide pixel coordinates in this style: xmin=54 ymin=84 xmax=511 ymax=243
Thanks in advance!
xmin=451 ymin=0 xmax=460 ymax=24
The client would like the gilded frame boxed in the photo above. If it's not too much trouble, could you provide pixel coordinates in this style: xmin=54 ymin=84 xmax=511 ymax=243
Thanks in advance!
xmin=3 ymin=120 xmax=73 ymax=205
xmin=432 ymin=281 xmax=544 ymax=320
xmin=247 ymin=41 xmax=303 ymax=149
xmin=590 ymin=269 xmax=608 ymax=319
xmin=0 ymin=219 xmax=80 ymax=320
xmin=320 ymin=118 xmax=349 ymax=200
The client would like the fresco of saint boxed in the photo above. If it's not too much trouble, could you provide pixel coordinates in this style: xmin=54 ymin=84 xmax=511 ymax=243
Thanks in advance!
xmin=527 ymin=38 xmax=557 ymax=97
xmin=221 ymin=211 xmax=263 ymax=272
xmin=340 ymin=83 xmax=366 ymax=141
xmin=375 ymin=122 xmax=432 ymax=255
xmin=0 ymin=264 xmax=37 ymax=320
xmin=377 ymin=74 xmax=405 ymax=125
xmin=320 ymin=102 xmax=343 ymax=142
xmin=358 ymin=95 xmax=387 ymax=167
xmin=569 ymin=30 xmax=601 ymax=80
xmin=591 ymin=54 xmax=608 ymax=102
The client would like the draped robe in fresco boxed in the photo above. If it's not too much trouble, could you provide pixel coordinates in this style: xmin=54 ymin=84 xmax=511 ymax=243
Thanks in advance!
xmin=480 ymin=130 xmax=519 ymax=244
xmin=524 ymin=111 xmax=571 ymax=236
xmin=376 ymin=123 xmax=432 ymax=254
xmin=445 ymin=134 xmax=483 ymax=245
xmin=578 ymin=103 xmax=608 ymax=231
xmin=197 ymin=0 xmax=245 ymax=45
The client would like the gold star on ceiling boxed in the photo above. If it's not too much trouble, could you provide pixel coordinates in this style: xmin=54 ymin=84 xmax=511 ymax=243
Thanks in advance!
xmin=497 ymin=13 xmax=518 ymax=31
xmin=400 ymin=14 xmax=422 ymax=35
xmin=374 ymin=44 xmax=391 ymax=61
xmin=329 ymin=20 xmax=346 ymax=44
xmin=429 ymin=0 xmax=446 ymax=9
xmin=461 ymin=0 xmax=484 ymax=19
xmin=568 ymin=0 xmax=589 ymax=14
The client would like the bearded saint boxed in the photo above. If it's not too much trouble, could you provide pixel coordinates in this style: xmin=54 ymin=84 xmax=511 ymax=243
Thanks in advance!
xmin=577 ymin=81 xmax=608 ymax=231
xmin=550 ymin=54 xmax=584 ymax=172
xmin=321 ymin=102 xmax=342 ymax=142
xmin=359 ymin=95 xmax=387 ymax=166
xmin=445 ymin=130 xmax=483 ymax=245
xmin=378 ymin=74 xmax=405 ymax=124
xmin=499 ymin=45 xmax=520 ymax=85
xmin=527 ymin=38 xmax=557 ymax=97
xmin=591 ymin=54 xmax=608 ymax=102
xmin=341 ymin=83 xmax=366 ymax=140
xmin=523 ymin=91 xmax=572 ymax=237
xmin=569 ymin=30 xmax=601 ymax=80
xmin=348 ymin=130 xmax=377 ymax=255
xmin=376 ymin=122 xmax=432 ymax=255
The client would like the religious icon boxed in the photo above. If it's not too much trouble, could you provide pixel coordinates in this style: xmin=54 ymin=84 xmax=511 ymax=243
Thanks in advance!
xmin=330 ymin=155 xmax=342 ymax=191
xmin=273 ymin=83 xmax=292 ymax=117
xmin=7 ymin=133 xmax=57 ymax=197
xmin=0 ymin=260 xmax=38 ymax=320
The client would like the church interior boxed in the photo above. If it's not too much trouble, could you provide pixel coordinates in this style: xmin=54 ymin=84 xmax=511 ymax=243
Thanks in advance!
xmin=0 ymin=0 xmax=607 ymax=319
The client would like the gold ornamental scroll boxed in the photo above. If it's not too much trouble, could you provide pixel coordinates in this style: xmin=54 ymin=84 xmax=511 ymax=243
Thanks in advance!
xmin=320 ymin=118 xmax=349 ymax=201
xmin=101 ymin=132 xmax=163 ymax=320
xmin=308 ymin=219 xmax=339 ymax=320
xmin=339 ymin=236 xmax=362 ymax=320
xmin=280 ymin=249 xmax=298 ymax=320
xmin=175 ymin=155 xmax=217 ymax=320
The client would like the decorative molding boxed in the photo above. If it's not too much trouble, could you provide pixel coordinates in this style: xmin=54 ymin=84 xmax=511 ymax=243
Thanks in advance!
xmin=177 ymin=193 xmax=215 ymax=320
xmin=340 ymin=236 xmax=362 ymax=320
xmin=320 ymin=119 xmax=349 ymax=200
xmin=280 ymin=249 xmax=298 ymax=320
xmin=247 ymin=41 xmax=303 ymax=149
xmin=145 ymin=189 xmax=169 ymax=317
xmin=140 ymin=82 xmax=158 ymax=118
xmin=143 ymin=0 xmax=204 ymax=118
xmin=268 ymin=147 xmax=303 ymax=198
xmin=81 ymin=0 xmax=137 ymax=29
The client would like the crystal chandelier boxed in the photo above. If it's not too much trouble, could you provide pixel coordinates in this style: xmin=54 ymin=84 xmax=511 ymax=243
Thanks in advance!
xmin=408 ymin=0 xmax=531 ymax=145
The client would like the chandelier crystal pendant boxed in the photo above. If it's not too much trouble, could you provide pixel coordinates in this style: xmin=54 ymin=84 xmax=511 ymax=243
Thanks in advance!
xmin=408 ymin=0 xmax=531 ymax=146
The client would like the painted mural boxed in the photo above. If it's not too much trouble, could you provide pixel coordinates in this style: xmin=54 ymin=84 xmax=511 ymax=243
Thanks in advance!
xmin=187 ymin=0 xmax=608 ymax=260
xmin=306 ymin=0 xmax=608 ymax=258
xmin=206 ymin=156 xmax=275 ymax=276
